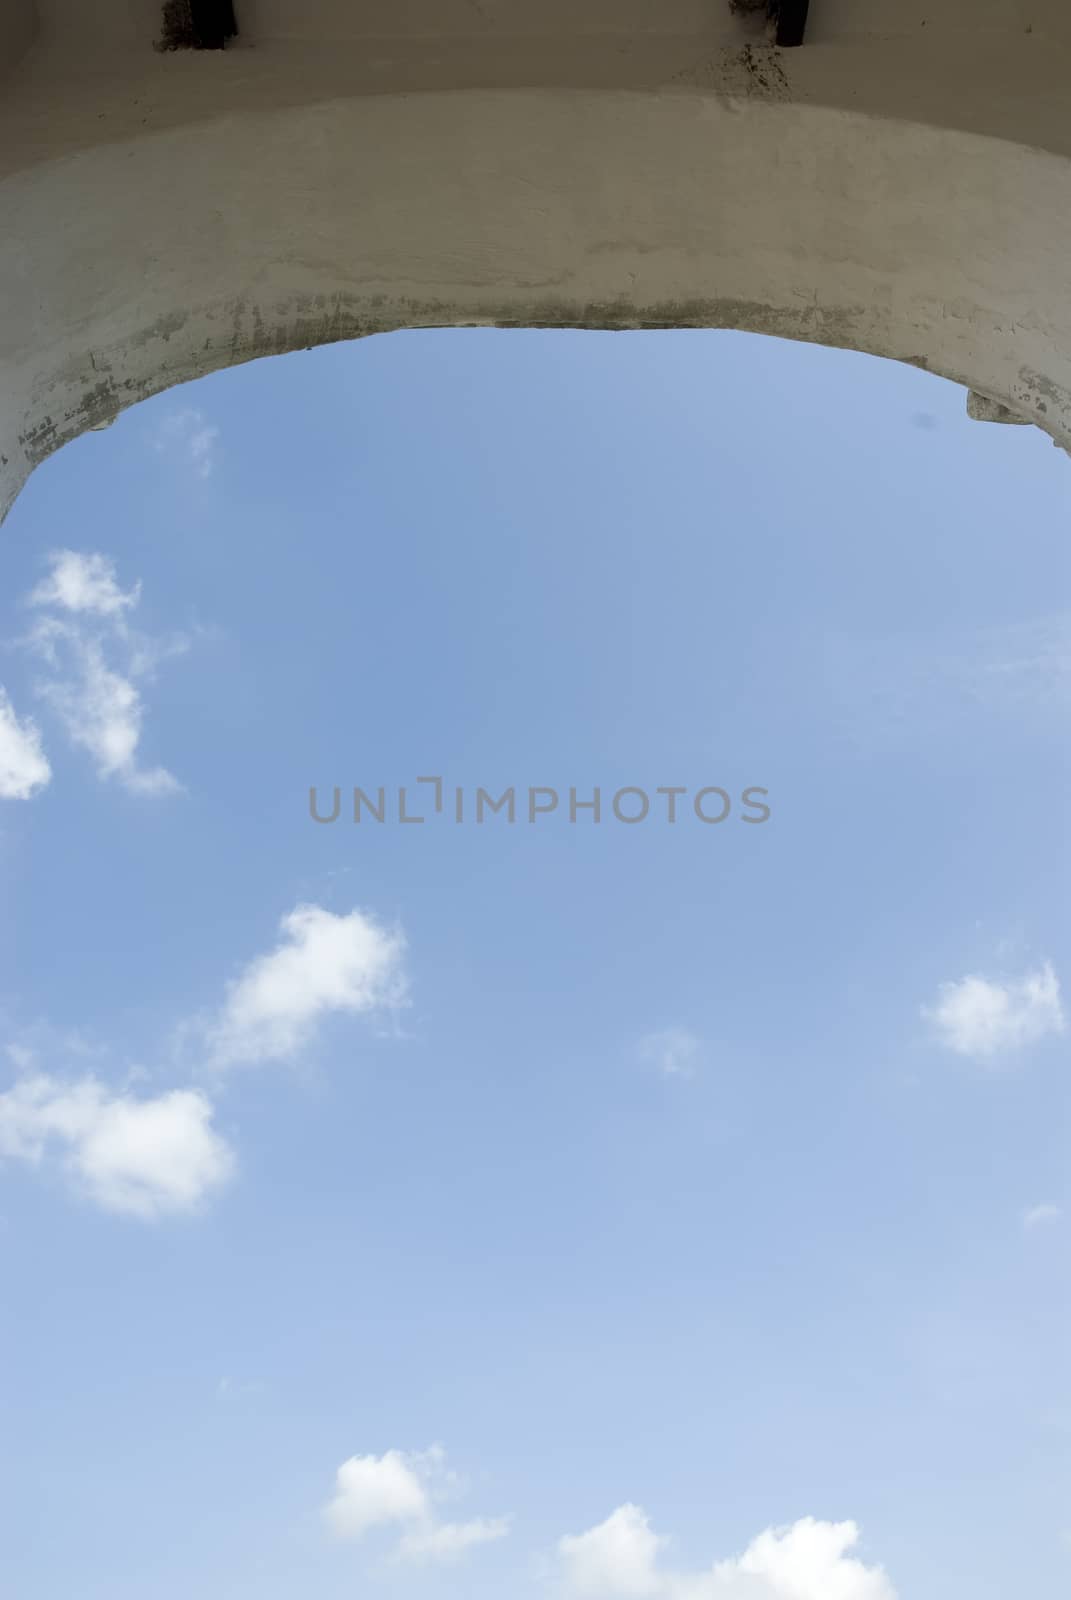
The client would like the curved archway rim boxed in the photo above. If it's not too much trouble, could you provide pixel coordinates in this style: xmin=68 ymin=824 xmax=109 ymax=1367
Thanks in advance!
xmin=4 ymin=84 xmax=1071 ymax=521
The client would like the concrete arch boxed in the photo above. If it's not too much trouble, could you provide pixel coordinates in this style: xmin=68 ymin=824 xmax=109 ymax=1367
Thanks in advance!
xmin=3 ymin=2 xmax=1071 ymax=521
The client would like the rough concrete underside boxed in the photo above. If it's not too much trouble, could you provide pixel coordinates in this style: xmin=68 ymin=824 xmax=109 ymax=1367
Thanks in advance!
xmin=2 ymin=1 xmax=1071 ymax=518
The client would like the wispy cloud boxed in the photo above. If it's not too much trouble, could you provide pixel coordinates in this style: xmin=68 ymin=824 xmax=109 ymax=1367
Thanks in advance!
xmin=1023 ymin=1203 xmax=1063 ymax=1231
xmin=323 ymin=1445 xmax=509 ymax=1566
xmin=395 ymin=1517 xmax=511 ymax=1564
xmin=637 ymin=1027 xmax=701 ymax=1078
xmin=0 ymin=1071 xmax=234 ymax=1218
xmin=0 ymin=687 xmax=50 ymax=799
xmin=216 ymin=1375 xmax=264 ymax=1400
xmin=150 ymin=407 xmax=220 ymax=479
xmin=557 ymin=1506 xmax=896 ymax=1599
xmin=823 ymin=613 xmax=1071 ymax=751
xmin=923 ymin=962 xmax=1064 ymax=1061
xmin=206 ymin=903 xmax=408 ymax=1069
xmin=23 ymin=550 xmax=186 ymax=795
xmin=34 ymin=633 xmax=180 ymax=795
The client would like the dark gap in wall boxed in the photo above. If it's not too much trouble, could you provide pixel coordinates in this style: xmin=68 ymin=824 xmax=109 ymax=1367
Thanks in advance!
xmin=772 ymin=0 xmax=810 ymax=47
xmin=158 ymin=1 xmax=238 ymax=52
xmin=729 ymin=1 xmax=810 ymax=47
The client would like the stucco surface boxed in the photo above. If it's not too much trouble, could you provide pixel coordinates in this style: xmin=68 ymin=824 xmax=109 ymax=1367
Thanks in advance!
xmin=2 ymin=1 xmax=1070 ymax=519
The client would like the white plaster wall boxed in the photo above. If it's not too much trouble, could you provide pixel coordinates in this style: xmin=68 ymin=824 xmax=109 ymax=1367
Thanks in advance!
xmin=2 ymin=2 xmax=1071 ymax=518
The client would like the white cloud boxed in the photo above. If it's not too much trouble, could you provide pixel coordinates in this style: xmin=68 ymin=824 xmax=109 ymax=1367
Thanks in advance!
xmin=558 ymin=1509 xmax=896 ymax=1600
xmin=323 ymin=1446 xmax=508 ymax=1566
xmin=208 ymin=903 xmax=408 ymax=1069
xmin=325 ymin=1449 xmax=431 ymax=1539
xmin=0 ymin=1072 xmax=234 ymax=1218
xmin=0 ymin=687 xmax=50 ymax=799
xmin=1023 ymin=1203 xmax=1063 ymax=1231
xmin=638 ymin=1027 xmax=700 ymax=1078
xmin=924 ymin=962 xmax=1065 ymax=1060
xmin=0 ymin=896 xmax=407 ymax=1215
xmin=28 ymin=549 xmax=139 ymax=616
xmin=151 ymin=407 xmax=220 ymax=479
xmin=24 ymin=551 xmax=185 ymax=795
xmin=560 ymin=1505 xmax=665 ymax=1596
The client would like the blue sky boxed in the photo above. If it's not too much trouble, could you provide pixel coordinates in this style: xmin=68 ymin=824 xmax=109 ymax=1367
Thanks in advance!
xmin=0 ymin=328 xmax=1068 ymax=1599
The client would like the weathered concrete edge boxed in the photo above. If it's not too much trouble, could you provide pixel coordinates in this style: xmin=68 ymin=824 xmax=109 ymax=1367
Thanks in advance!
xmin=4 ymin=288 xmax=1065 ymax=526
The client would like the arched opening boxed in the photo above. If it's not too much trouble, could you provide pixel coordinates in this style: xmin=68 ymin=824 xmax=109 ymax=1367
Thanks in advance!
xmin=1 ymin=322 xmax=1068 ymax=1600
